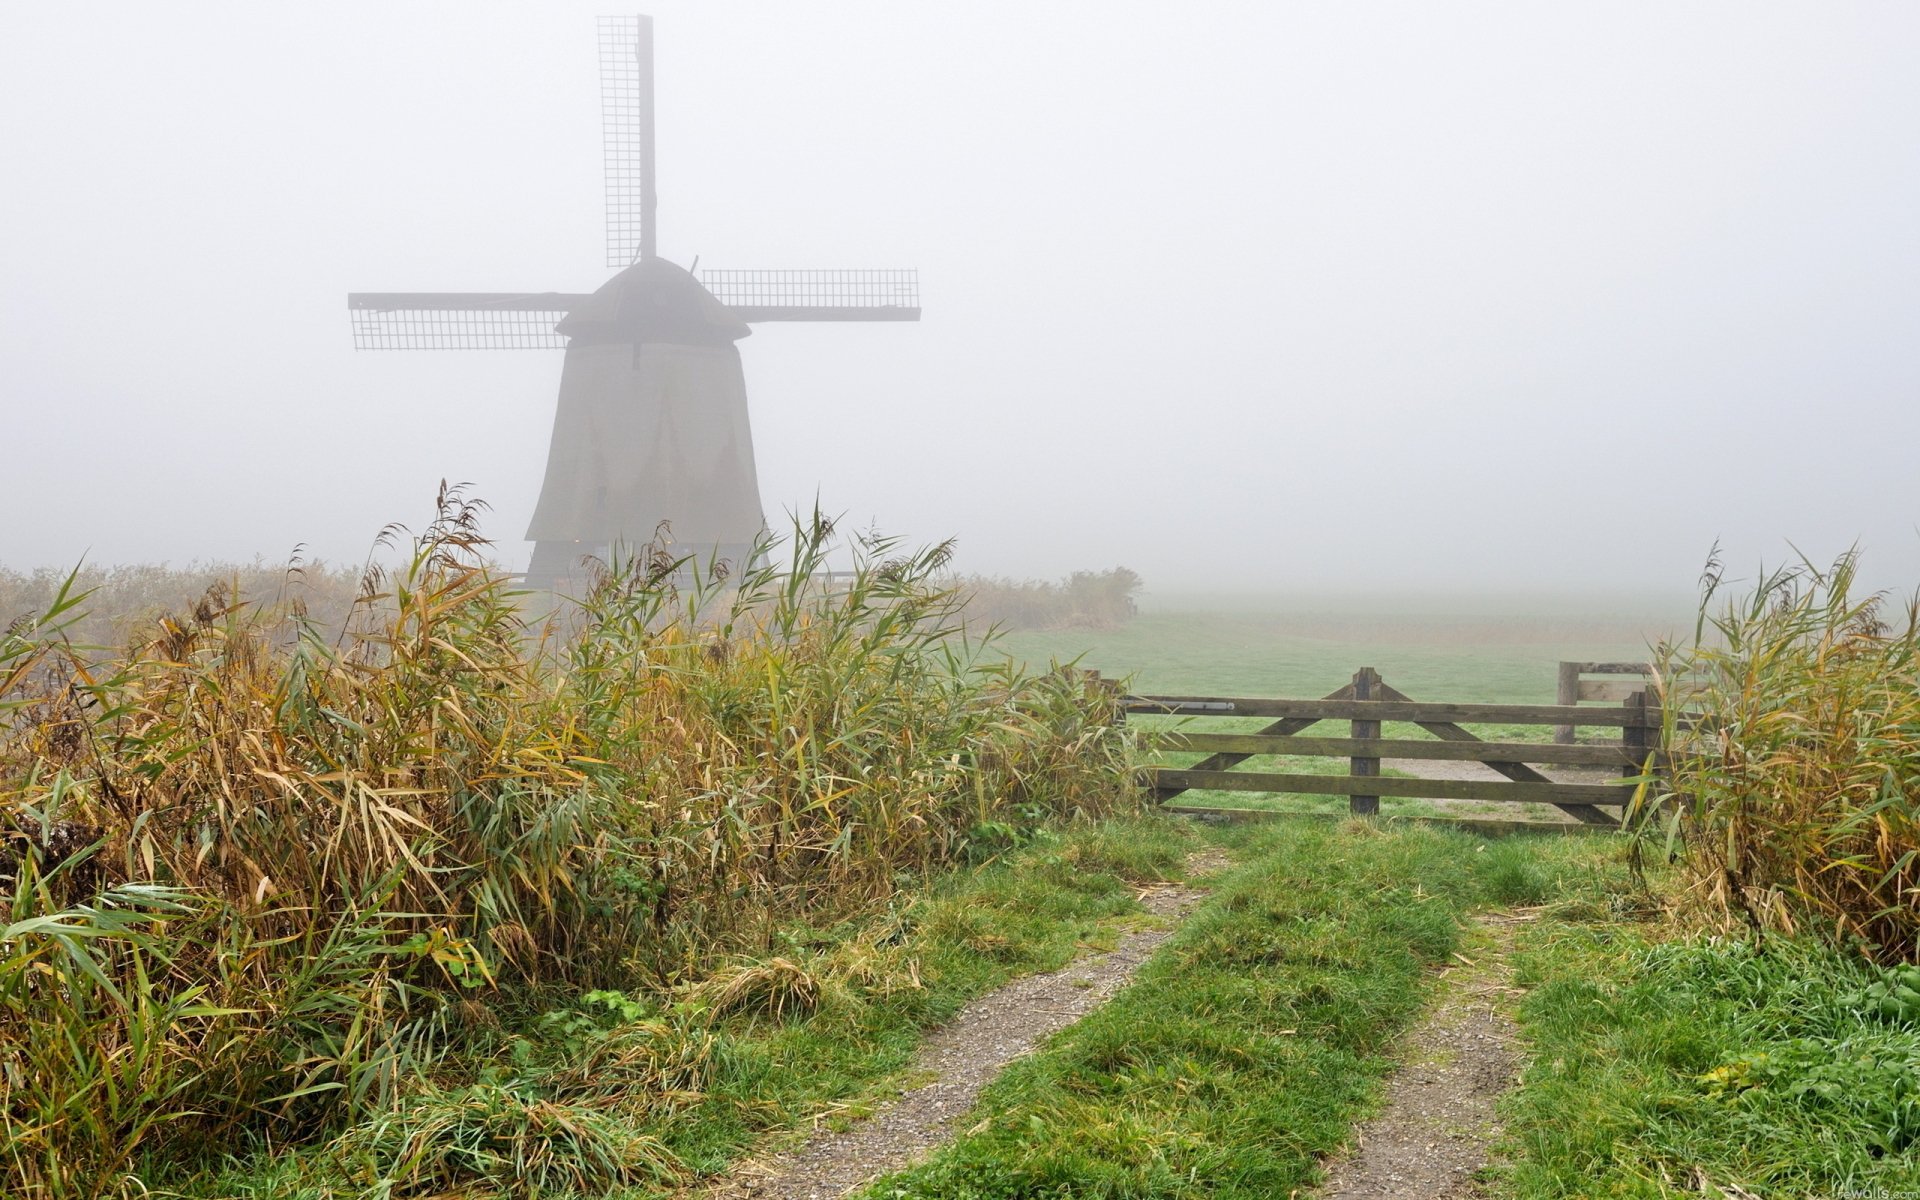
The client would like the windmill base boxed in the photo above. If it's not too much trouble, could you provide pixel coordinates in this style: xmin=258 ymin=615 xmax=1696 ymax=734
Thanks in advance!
xmin=524 ymin=539 xmax=763 ymax=594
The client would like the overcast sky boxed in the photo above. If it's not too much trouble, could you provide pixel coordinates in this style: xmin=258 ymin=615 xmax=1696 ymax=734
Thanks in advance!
xmin=3 ymin=2 xmax=1917 ymax=595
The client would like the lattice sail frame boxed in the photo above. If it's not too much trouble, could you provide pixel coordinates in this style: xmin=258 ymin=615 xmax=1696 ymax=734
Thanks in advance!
xmin=347 ymin=294 xmax=584 ymax=350
xmin=701 ymin=269 xmax=920 ymax=318
xmin=349 ymin=15 xmax=923 ymax=349
xmin=599 ymin=14 xmax=651 ymax=267
xmin=348 ymin=270 xmax=920 ymax=349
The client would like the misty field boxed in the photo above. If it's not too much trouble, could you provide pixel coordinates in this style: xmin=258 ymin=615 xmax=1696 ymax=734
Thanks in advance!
xmin=5 ymin=527 xmax=1920 ymax=1197
xmin=9 ymin=1 xmax=1920 ymax=1194
xmin=994 ymin=595 xmax=1681 ymax=700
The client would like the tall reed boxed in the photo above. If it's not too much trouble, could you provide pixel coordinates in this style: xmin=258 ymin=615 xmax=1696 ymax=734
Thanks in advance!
xmin=0 ymin=488 xmax=1139 ymax=1197
xmin=1643 ymin=549 xmax=1920 ymax=963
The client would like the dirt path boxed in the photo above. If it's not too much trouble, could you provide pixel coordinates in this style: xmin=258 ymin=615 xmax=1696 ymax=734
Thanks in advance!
xmin=1314 ymin=909 xmax=1531 ymax=1200
xmin=703 ymin=850 xmax=1229 ymax=1200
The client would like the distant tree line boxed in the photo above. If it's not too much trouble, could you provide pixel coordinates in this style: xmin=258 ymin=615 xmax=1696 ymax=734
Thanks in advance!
xmin=952 ymin=567 xmax=1142 ymax=631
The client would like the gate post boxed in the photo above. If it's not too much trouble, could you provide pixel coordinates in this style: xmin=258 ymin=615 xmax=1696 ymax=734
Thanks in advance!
xmin=1351 ymin=667 xmax=1380 ymax=816
xmin=1555 ymin=661 xmax=1580 ymax=744
xmin=1621 ymin=689 xmax=1650 ymax=786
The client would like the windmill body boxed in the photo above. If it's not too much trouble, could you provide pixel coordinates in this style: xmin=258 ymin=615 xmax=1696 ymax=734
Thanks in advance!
xmin=347 ymin=16 xmax=919 ymax=588
xmin=525 ymin=258 xmax=763 ymax=581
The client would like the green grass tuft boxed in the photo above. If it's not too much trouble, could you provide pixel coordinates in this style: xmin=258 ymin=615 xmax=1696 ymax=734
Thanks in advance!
xmin=1497 ymin=860 xmax=1920 ymax=1195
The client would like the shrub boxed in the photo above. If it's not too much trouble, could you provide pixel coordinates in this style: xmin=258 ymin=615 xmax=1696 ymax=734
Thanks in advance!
xmin=952 ymin=567 xmax=1142 ymax=631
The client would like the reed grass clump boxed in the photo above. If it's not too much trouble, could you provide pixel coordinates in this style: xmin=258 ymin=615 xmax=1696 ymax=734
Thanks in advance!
xmin=1645 ymin=549 xmax=1920 ymax=963
xmin=0 ymin=488 xmax=1139 ymax=1198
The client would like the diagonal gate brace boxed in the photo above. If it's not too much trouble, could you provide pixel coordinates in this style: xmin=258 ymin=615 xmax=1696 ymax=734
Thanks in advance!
xmin=1371 ymin=680 xmax=1618 ymax=827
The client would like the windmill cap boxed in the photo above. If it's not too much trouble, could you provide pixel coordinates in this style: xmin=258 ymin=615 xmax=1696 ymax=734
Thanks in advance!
xmin=557 ymin=258 xmax=751 ymax=346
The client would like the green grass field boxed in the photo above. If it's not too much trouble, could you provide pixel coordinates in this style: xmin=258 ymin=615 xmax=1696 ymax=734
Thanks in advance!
xmin=993 ymin=597 xmax=1684 ymax=701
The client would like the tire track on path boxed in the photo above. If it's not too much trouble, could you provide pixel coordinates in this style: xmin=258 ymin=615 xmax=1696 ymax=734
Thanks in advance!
xmin=703 ymin=850 xmax=1230 ymax=1200
xmin=1314 ymin=909 xmax=1532 ymax=1199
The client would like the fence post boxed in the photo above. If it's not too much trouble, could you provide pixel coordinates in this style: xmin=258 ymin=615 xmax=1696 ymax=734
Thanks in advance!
xmin=1350 ymin=666 xmax=1380 ymax=816
xmin=1621 ymin=689 xmax=1650 ymax=790
xmin=1085 ymin=669 xmax=1116 ymax=724
xmin=1091 ymin=669 xmax=1147 ymax=803
xmin=1555 ymin=661 xmax=1580 ymax=744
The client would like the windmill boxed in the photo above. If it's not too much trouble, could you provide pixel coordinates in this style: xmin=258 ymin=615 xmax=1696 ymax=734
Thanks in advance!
xmin=347 ymin=15 xmax=919 ymax=588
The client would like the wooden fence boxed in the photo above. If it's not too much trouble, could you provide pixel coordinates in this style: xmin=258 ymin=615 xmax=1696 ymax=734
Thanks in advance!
xmin=1123 ymin=668 xmax=1661 ymax=830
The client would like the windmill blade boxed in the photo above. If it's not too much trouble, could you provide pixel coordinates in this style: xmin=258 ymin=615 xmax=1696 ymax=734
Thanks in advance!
xmin=599 ymin=14 xmax=655 ymax=268
xmin=701 ymin=269 xmax=921 ymax=322
xmin=346 ymin=293 xmax=589 ymax=350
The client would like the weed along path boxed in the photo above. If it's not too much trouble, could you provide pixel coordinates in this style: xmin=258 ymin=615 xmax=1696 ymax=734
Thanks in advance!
xmin=704 ymin=851 xmax=1230 ymax=1200
xmin=1314 ymin=910 xmax=1529 ymax=1199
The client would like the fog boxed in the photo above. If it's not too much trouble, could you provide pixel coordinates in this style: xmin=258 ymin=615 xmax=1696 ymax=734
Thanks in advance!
xmin=4 ymin=2 xmax=1917 ymax=597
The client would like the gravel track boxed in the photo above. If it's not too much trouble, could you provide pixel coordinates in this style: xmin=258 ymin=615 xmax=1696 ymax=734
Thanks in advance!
xmin=1314 ymin=910 xmax=1531 ymax=1199
xmin=702 ymin=850 xmax=1229 ymax=1200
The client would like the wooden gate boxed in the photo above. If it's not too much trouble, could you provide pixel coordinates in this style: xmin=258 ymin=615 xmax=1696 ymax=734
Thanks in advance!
xmin=1123 ymin=668 xmax=1659 ymax=830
